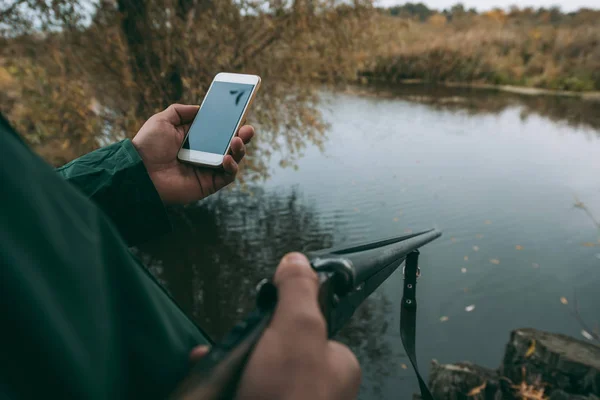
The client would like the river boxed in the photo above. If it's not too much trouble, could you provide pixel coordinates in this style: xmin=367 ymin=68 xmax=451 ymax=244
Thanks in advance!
xmin=138 ymin=85 xmax=600 ymax=399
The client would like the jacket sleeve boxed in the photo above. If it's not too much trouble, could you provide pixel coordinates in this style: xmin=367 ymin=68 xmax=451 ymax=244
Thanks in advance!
xmin=56 ymin=139 xmax=172 ymax=246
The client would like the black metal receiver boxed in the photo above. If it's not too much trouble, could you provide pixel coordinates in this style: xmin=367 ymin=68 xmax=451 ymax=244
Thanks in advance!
xmin=171 ymin=229 xmax=442 ymax=400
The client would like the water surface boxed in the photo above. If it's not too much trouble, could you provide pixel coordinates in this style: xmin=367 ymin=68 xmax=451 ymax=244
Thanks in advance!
xmin=140 ymin=86 xmax=600 ymax=399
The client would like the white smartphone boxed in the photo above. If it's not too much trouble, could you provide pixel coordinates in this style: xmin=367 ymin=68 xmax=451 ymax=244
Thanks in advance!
xmin=178 ymin=72 xmax=261 ymax=167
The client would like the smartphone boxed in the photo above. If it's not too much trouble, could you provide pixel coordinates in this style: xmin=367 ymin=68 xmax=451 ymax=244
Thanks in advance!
xmin=178 ymin=72 xmax=261 ymax=167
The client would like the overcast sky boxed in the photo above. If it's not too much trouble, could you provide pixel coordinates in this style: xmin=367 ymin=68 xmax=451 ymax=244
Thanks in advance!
xmin=376 ymin=0 xmax=600 ymax=12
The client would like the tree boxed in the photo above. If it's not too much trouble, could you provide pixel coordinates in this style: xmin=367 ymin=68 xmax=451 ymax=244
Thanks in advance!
xmin=0 ymin=0 xmax=374 ymax=178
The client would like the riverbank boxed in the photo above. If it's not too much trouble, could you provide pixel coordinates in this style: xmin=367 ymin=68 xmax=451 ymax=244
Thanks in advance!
xmin=358 ymin=11 xmax=600 ymax=94
xmin=374 ymin=80 xmax=600 ymax=101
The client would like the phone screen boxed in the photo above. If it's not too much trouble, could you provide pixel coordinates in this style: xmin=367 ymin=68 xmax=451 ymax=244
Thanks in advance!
xmin=182 ymin=81 xmax=255 ymax=155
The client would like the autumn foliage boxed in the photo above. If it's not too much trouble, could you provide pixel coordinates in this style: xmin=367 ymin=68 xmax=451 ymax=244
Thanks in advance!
xmin=1 ymin=2 xmax=599 ymax=170
xmin=365 ymin=6 xmax=600 ymax=92
xmin=0 ymin=0 xmax=373 ymax=171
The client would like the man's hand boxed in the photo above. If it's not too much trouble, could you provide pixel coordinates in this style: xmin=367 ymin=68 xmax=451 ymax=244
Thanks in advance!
xmin=190 ymin=253 xmax=361 ymax=400
xmin=132 ymin=104 xmax=254 ymax=205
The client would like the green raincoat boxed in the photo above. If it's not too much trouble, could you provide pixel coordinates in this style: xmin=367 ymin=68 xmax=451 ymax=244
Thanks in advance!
xmin=0 ymin=115 xmax=210 ymax=399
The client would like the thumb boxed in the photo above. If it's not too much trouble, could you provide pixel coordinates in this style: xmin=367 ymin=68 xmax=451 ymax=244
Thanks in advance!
xmin=270 ymin=252 xmax=326 ymax=338
xmin=161 ymin=104 xmax=200 ymax=126
xmin=188 ymin=345 xmax=211 ymax=363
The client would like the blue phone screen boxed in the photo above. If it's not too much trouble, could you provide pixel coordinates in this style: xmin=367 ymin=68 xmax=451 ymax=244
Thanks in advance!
xmin=182 ymin=81 xmax=255 ymax=155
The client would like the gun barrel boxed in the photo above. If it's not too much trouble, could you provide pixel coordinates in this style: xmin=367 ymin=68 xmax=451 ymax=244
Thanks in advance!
xmin=348 ymin=229 xmax=442 ymax=285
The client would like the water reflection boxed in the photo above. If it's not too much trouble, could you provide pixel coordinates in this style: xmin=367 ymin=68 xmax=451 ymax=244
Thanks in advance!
xmin=136 ymin=187 xmax=396 ymax=396
xmin=135 ymin=87 xmax=600 ymax=399
xmin=358 ymin=83 xmax=600 ymax=133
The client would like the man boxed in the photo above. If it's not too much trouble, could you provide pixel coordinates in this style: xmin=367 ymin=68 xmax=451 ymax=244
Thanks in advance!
xmin=0 ymin=104 xmax=360 ymax=399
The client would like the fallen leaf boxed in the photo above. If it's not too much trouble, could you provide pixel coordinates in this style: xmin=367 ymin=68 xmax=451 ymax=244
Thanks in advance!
xmin=451 ymin=237 xmax=457 ymax=242
xmin=463 ymin=287 xmax=469 ymax=293
xmin=465 ymin=304 xmax=476 ymax=312
xmin=461 ymin=267 xmax=467 ymax=273
xmin=490 ymin=259 xmax=500 ymax=265
xmin=476 ymin=234 xmax=484 ymax=239
xmin=401 ymin=363 xmax=408 ymax=370
xmin=484 ymin=220 xmax=492 ymax=225
xmin=560 ymin=297 xmax=568 ymax=305
xmin=525 ymin=339 xmax=536 ymax=358
xmin=353 ymin=207 xmax=359 ymax=212
xmin=440 ymin=316 xmax=449 ymax=322
xmin=515 ymin=245 xmax=524 ymax=250
xmin=581 ymin=330 xmax=594 ymax=340
xmin=464 ymin=256 xmax=469 ymax=261
xmin=467 ymin=381 xmax=487 ymax=396
xmin=473 ymin=246 xmax=480 ymax=252
xmin=532 ymin=263 xmax=540 ymax=268
xmin=393 ymin=217 xmax=399 ymax=222
xmin=583 ymin=242 xmax=596 ymax=247
xmin=351 ymin=180 xmax=356 ymax=185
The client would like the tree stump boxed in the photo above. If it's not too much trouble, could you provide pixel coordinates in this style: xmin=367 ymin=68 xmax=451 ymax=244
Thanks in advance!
xmin=501 ymin=328 xmax=600 ymax=397
xmin=427 ymin=360 xmax=501 ymax=400
xmin=418 ymin=328 xmax=600 ymax=399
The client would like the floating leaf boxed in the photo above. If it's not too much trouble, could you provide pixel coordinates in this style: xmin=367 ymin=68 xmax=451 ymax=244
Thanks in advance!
xmin=465 ymin=304 xmax=476 ymax=312
xmin=451 ymin=237 xmax=457 ymax=242
xmin=476 ymin=234 xmax=484 ymax=239
xmin=525 ymin=339 xmax=536 ymax=358
xmin=393 ymin=217 xmax=399 ymax=222
xmin=467 ymin=381 xmax=487 ymax=396
xmin=440 ymin=316 xmax=449 ymax=322
xmin=401 ymin=363 xmax=408 ymax=370
xmin=461 ymin=267 xmax=467 ymax=273
xmin=532 ymin=263 xmax=540 ymax=268
xmin=353 ymin=207 xmax=359 ymax=212
xmin=351 ymin=180 xmax=356 ymax=185
xmin=515 ymin=245 xmax=524 ymax=250
xmin=560 ymin=297 xmax=568 ymax=305
xmin=464 ymin=256 xmax=469 ymax=261
xmin=473 ymin=246 xmax=480 ymax=252
xmin=490 ymin=259 xmax=500 ymax=265
xmin=463 ymin=288 xmax=469 ymax=293
xmin=581 ymin=330 xmax=594 ymax=340
xmin=484 ymin=220 xmax=492 ymax=225
xmin=583 ymin=242 xmax=596 ymax=247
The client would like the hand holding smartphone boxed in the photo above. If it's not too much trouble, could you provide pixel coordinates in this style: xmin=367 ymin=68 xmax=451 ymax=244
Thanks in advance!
xmin=178 ymin=73 xmax=261 ymax=168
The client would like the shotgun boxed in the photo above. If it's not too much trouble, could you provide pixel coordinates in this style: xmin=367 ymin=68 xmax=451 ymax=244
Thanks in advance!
xmin=172 ymin=228 xmax=442 ymax=400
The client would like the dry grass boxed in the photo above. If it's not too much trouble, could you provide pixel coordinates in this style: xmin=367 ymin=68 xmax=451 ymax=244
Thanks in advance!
xmin=362 ymin=14 xmax=600 ymax=91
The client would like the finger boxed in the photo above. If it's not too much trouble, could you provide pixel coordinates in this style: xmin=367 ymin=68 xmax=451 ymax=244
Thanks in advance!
xmin=230 ymin=137 xmax=246 ymax=163
xmin=327 ymin=341 xmax=362 ymax=398
xmin=221 ymin=155 xmax=239 ymax=177
xmin=189 ymin=345 xmax=211 ymax=363
xmin=160 ymin=104 xmax=199 ymax=126
xmin=270 ymin=253 xmax=325 ymax=338
xmin=237 ymin=125 xmax=255 ymax=144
